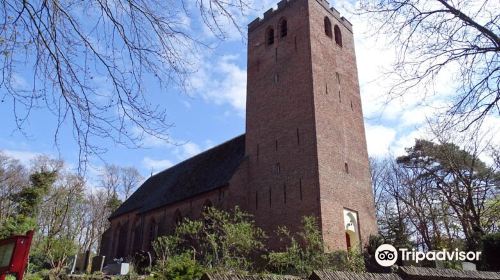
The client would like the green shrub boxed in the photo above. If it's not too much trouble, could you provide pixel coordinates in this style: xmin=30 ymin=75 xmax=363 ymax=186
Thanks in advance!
xmin=152 ymin=206 xmax=266 ymax=272
xmin=150 ymin=252 xmax=204 ymax=280
xmin=266 ymin=216 xmax=365 ymax=276
xmin=327 ymin=249 xmax=365 ymax=273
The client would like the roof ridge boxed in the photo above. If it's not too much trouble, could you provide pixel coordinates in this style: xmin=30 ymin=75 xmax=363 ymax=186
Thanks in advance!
xmin=149 ymin=133 xmax=245 ymax=179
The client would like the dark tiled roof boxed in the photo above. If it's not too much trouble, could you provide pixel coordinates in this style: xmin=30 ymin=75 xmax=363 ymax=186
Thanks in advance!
xmin=201 ymin=273 xmax=303 ymax=280
xmin=110 ymin=134 xmax=246 ymax=219
xmin=398 ymin=266 xmax=500 ymax=280
xmin=310 ymin=270 xmax=402 ymax=280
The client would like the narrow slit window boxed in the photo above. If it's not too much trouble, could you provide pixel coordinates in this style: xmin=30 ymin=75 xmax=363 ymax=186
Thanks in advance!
xmin=296 ymin=128 xmax=300 ymax=145
xmin=279 ymin=18 xmax=288 ymax=38
xmin=324 ymin=17 xmax=332 ymax=38
xmin=294 ymin=36 xmax=297 ymax=51
xmin=283 ymin=183 xmax=287 ymax=204
xmin=269 ymin=188 xmax=272 ymax=207
xmin=299 ymin=178 xmax=303 ymax=201
xmin=275 ymin=162 xmax=281 ymax=175
xmin=275 ymin=139 xmax=278 ymax=151
xmin=267 ymin=27 xmax=275 ymax=45
xmin=345 ymin=162 xmax=349 ymax=174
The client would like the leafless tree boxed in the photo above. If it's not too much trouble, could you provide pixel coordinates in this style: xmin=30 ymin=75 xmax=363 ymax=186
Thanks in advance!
xmin=0 ymin=152 xmax=28 ymax=222
xmin=99 ymin=164 xmax=121 ymax=197
xmin=358 ymin=0 xmax=499 ymax=130
xmin=0 ymin=0 xmax=250 ymax=170
xmin=120 ymin=166 xmax=143 ymax=199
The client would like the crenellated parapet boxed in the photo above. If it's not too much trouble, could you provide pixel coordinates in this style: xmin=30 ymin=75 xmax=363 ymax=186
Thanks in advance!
xmin=248 ymin=0 xmax=353 ymax=32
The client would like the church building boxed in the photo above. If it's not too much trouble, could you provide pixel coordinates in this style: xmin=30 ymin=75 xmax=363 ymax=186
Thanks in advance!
xmin=100 ymin=0 xmax=378 ymax=259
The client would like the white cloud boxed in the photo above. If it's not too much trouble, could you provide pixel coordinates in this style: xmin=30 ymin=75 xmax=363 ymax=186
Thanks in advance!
xmin=142 ymin=157 xmax=174 ymax=174
xmin=176 ymin=142 xmax=202 ymax=160
xmin=191 ymin=55 xmax=247 ymax=115
xmin=365 ymin=124 xmax=397 ymax=157
xmin=2 ymin=149 xmax=43 ymax=166
xmin=393 ymin=128 xmax=431 ymax=156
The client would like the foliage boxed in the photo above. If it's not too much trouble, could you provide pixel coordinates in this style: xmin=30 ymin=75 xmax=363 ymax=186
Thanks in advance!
xmin=0 ymin=152 xmax=143 ymax=274
xmin=150 ymin=253 xmax=204 ymax=280
xmin=266 ymin=216 xmax=364 ymax=276
xmin=396 ymin=139 xmax=499 ymax=250
xmin=24 ymin=270 xmax=51 ymax=280
xmin=152 ymin=207 xmax=266 ymax=273
xmin=329 ymin=249 xmax=366 ymax=273
xmin=371 ymin=134 xmax=499 ymax=253
xmin=33 ymin=237 xmax=78 ymax=272
xmin=153 ymin=235 xmax=182 ymax=264
xmin=0 ymin=170 xmax=57 ymax=237
xmin=480 ymin=233 xmax=500 ymax=271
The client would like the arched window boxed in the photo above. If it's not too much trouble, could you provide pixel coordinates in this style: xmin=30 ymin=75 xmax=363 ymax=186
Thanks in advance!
xmin=334 ymin=25 xmax=342 ymax=46
xmin=266 ymin=27 xmax=275 ymax=45
xmin=113 ymin=223 xmax=121 ymax=257
xmin=117 ymin=221 xmax=128 ymax=257
xmin=324 ymin=17 xmax=332 ymax=38
xmin=132 ymin=219 xmax=142 ymax=252
xmin=148 ymin=218 xmax=158 ymax=244
xmin=279 ymin=18 xmax=288 ymax=38
xmin=174 ymin=209 xmax=182 ymax=225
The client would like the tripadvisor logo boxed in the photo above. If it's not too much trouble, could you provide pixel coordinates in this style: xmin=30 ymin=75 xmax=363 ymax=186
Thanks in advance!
xmin=375 ymin=244 xmax=482 ymax=267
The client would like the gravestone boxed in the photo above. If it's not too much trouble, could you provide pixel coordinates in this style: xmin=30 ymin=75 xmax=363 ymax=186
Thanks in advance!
xmin=462 ymin=261 xmax=477 ymax=271
xmin=91 ymin=256 xmax=106 ymax=273
xmin=103 ymin=263 xmax=129 ymax=275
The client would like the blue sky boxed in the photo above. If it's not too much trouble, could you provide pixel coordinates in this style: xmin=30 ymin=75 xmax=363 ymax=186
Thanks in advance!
xmin=1 ymin=0 xmax=499 ymax=183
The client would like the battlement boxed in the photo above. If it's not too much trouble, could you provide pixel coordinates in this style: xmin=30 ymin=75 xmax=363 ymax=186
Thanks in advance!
xmin=248 ymin=0 xmax=353 ymax=32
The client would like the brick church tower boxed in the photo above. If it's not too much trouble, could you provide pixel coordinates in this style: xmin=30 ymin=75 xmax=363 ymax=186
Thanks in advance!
xmin=243 ymin=0 xmax=377 ymax=250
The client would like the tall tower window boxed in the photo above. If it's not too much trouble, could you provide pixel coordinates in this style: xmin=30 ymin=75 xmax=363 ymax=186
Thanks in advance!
xmin=324 ymin=17 xmax=332 ymax=38
xmin=279 ymin=18 xmax=288 ymax=38
xmin=267 ymin=27 xmax=275 ymax=45
xmin=334 ymin=25 xmax=343 ymax=46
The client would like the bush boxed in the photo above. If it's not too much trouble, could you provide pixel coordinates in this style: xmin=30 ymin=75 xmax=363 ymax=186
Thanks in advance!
xmin=152 ymin=207 xmax=266 ymax=273
xmin=266 ymin=216 xmax=327 ymax=276
xmin=266 ymin=216 xmax=365 ymax=276
xmin=480 ymin=232 xmax=500 ymax=271
xmin=150 ymin=252 xmax=204 ymax=280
